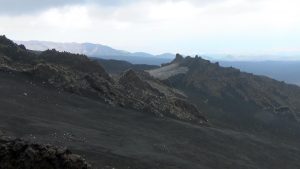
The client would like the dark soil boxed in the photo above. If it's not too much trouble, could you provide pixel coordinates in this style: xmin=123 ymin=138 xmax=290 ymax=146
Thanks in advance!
xmin=1 ymin=71 xmax=300 ymax=169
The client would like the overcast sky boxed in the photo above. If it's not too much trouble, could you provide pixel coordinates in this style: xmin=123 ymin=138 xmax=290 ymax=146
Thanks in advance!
xmin=0 ymin=0 xmax=300 ymax=59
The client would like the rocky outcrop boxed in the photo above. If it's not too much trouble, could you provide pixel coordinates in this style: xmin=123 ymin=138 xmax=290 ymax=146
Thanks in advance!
xmin=149 ymin=54 xmax=300 ymax=121
xmin=0 ymin=36 xmax=208 ymax=125
xmin=0 ymin=135 xmax=91 ymax=169
xmin=119 ymin=70 xmax=208 ymax=123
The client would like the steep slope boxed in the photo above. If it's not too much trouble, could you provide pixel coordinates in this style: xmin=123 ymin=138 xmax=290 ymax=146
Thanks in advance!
xmin=119 ymin=70 xmax=207 ymax=123
xmin=149 ymin=54 xmax=300 ymax=131
xmin=1 ymin=36 xmax=206 ymax=124
xmin=2 ymin=37 xmax=300 ymax=169
xmin=1 ymin=70 xmax=300 ymax=169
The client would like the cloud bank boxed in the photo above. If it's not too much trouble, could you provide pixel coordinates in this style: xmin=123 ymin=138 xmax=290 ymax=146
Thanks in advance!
xmin=0 ymin=0 xmax=299 ymax=59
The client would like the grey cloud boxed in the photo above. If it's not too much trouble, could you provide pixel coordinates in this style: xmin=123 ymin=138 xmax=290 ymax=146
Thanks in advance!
xmin=0 ymin=0 xmax=84 ymax=15
xmin=0 ymin=0 xmax=135 ymax=15
xmin=172 ymin=0 xmax=229 ymax=5
xmin=0 ymin=0 xmax=229 ymax=15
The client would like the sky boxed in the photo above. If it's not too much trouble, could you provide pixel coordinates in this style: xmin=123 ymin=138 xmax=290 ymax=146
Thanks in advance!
xmin=0 ymin=0 xmax=300 ymax=60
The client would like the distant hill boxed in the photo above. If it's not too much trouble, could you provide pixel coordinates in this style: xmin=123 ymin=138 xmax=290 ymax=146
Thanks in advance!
xmin=91 ymin=58 xmax=159 ymax=75
xmin=16 ymin=40 xmax=173 ymax=65
xmin=220 ymin=61 xmax=300 ymax=86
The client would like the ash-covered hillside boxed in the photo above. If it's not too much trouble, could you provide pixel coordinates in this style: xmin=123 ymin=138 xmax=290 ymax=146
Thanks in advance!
xmin=0 ymin=35 xmax=207 ymax=124
xmin=149 ymin=54 xmax=300 ymax=132
xmin=2 ymin=35 xmax=300 ymax=169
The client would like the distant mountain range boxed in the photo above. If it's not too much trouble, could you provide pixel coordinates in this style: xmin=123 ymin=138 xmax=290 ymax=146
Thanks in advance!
xmin=16 ymin=40 xmax=174 ymax=65
xmin=15 ymin=40 xmax=300 ymax=86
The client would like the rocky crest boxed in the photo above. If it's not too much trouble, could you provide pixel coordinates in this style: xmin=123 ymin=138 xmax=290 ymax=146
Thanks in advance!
xmin=0 ymin=36 xmax=207 ymax=124
xmin=150 ymin=54 xmax=300 ymax=122
xmin=119 ymin=70 xmax=207 ymax=123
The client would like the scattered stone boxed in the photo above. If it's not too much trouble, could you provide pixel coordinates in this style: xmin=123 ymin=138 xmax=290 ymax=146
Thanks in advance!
xmin=0 ymin=36 xmax=208 ymax=125
xmin=0 ymin=137 xmax=92 ymax=169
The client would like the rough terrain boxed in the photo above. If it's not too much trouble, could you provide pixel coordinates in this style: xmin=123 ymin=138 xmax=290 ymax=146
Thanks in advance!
xmin=0 ymin=35 xmax=207 ymax=124
xmin=0 ymin=134 xmax=91 ymax=169
xmin=1 ymin=36 xmax=300 ymax=169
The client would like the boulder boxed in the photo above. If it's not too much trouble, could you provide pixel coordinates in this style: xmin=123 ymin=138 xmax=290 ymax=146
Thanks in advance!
xmin=0 ymin=137 xmax=92 ymax=169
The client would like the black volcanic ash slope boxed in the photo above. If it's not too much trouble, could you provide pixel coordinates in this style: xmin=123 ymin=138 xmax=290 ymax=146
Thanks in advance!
xmin=2 ymin=66 xmax=300 ymax=169
xmin=0 ymin=35 xmax=207 ymax=124
xmin=2 ymin=37 xmax=300 ymax=169
xmin=149 ymin=54 xmax=300 ymax=129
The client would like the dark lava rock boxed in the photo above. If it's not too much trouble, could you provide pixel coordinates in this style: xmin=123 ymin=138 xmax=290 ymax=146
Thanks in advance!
xmin=119 ymin=69 xmax=208 ymax=123
xmin=150 ymin=54 xmax=300 ymax=122
xmin=0 ymin=136 xmax=92 ymax=169
xmin=0 ymin=35 xmax=208 ymax=125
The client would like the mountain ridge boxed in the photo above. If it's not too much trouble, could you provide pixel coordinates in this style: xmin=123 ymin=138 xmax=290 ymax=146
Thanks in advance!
xmin=1 ymin=36 xmax=207 ymax=124
xmin=149 ymin=54 xmax=300 ymax=132
xmin=16 ymin=40 xmax=174 ymax=65
xmin=2 ymin=36 xmax=300 ymax=169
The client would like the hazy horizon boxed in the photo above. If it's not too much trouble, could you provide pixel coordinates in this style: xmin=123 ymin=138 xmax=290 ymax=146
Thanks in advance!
xmin=14 ymin=39 xmax=300 ymax=61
